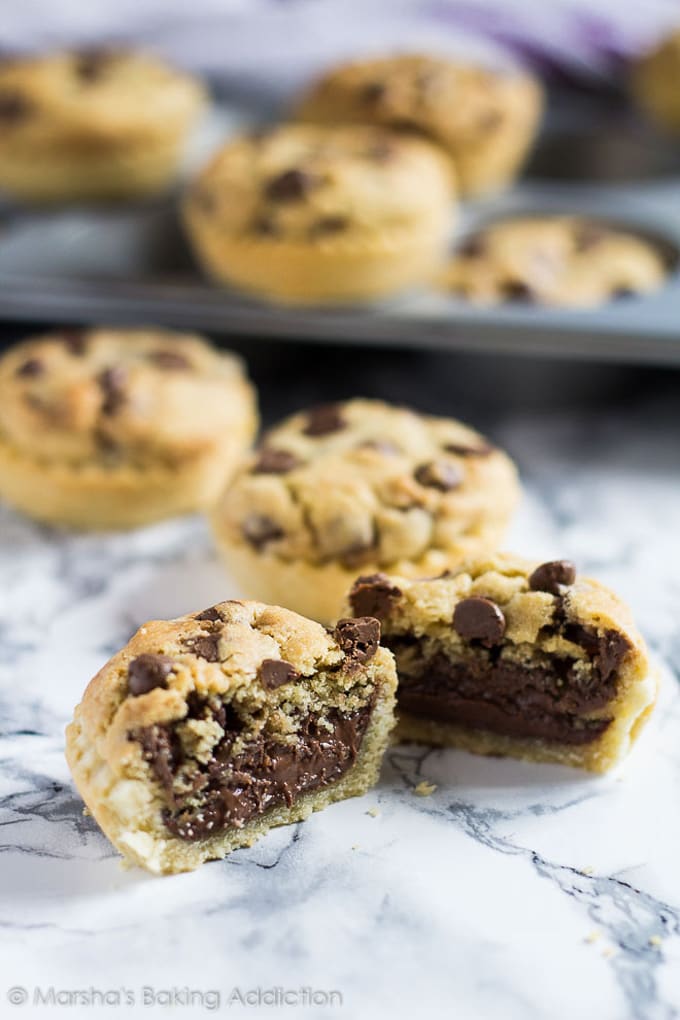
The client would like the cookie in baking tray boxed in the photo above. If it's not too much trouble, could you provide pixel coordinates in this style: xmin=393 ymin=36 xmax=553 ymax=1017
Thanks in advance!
xmin=295 ymin=53 xmax=543 ymax=196
xmin=182 ymin=123 xmax=455 ymax=304
xmin=0 ymin=48 xmax=206 ymax=201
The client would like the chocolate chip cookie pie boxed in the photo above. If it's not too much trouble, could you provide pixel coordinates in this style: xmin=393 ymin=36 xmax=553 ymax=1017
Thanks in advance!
xmin=182 ymin=123 xmax=454 ymax=304
xmin=0 ymin=48 xmax=206 ymax=201
xmin=0 ymin=327 xmax=257 ymax=529
xmin=437 ymin=216 xmax=667 ymax=308
xmin=294 ymin=53 xmax=543 ymax=196
xmin=66 ymin=599 xmax=397 ymax=873
xmin=346 ymin=554 xmax=657 ymax=772
xmin=211 ymin=399 xmax=520 ymax=623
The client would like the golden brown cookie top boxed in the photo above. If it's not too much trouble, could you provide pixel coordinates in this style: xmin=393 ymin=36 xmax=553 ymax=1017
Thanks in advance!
xmin=0 ymin=327 xmax=254 ymax=467
xmin=345 ymin=552 xmax=648 ymax=674
xmin=213 ymin=399 xmax=519 ymax=568
xmin=0 ymin=48 xmax=205 ymax=146
xmin=296 ymin=53 xmax=541 ymax=154
xmin=185 ymin=124 xmax=454 ymax=244
xmin=438 ymin=216 xmax=667 ymax=307
xmin=80 ymin=598 xmax=392 ymax=751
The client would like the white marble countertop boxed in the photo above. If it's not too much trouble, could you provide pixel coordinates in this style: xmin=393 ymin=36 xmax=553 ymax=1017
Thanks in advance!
xmin=1 ymin=388 xmax=679 ymax=1020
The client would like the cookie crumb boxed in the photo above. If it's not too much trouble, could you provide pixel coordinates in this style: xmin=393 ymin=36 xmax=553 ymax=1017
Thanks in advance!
xmin=351 ymin=844 xmax=359 ymax=850
xmin=602 ymin=947 xmax=616 ymax=959
xmin=414 ymin=780 xmax=437 ymax=796
xmin=581 ymin=865 xmax=594 ymax=876
xmin=366 ymin=807 xmax=380 ymax=818
xmin=649 ymin=935 xmax=662 ymax=948
xmin=584 ymin=930 xmax=601 ymax=944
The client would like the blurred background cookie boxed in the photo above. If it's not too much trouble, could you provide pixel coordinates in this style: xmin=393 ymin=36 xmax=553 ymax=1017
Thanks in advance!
xmin=632 ymin=29 xmax=680 ymax=135
xmin=437 ymin=216 xmax=667 ymax=308
xmin=0 ymin=48 xmax=206 ymax=202
xmin=182 ymin=123 xmax=455 ymax=304
xmin=0 ymin=326 xmax=257 ymax=528
xmin=211 ymin=398 xmax=520 ymax=622
xmin=294 ymin=53 xmax=543 ymax=197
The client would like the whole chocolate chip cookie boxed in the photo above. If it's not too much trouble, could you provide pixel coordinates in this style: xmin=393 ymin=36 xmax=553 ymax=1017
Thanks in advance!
xmin=344 ymin=552 xmax=656 ymax=773
xmin=211 ymin=398 xmax=520 ymax=623
xmin=182 ymin=123 xmax=455 ymax=305
xmin=0 ymin=327 xmax=257 ymax=529
xmin=295 ymin=53 xmax=543 ymax=197
xmin=66 ymin=599 xmax=397 ymax=873
xmin=0 ymin=48 xmax=206 ymax=202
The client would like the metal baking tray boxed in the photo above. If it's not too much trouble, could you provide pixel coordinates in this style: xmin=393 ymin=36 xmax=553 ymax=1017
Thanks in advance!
xmin=1 ymin=88 xmax=680 ymax=366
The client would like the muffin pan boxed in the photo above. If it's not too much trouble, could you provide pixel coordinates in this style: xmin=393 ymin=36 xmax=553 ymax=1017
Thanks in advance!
xmin=0 ymin=87 xmax=679 ymax=366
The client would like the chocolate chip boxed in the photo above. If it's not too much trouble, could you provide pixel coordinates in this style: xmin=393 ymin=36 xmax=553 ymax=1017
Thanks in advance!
xmin=192 ymin=187 xmax=215 ymax=215
xmin=334 ymin=617 xmax=380 ymax=663
xmin=194 ymin=606 xmax=223 ymax=622
xmin=252 ymin=215 xmax=278 ymax=237
xmin=459 ymin=234 xmax=487 ymax=258
xmin=349 ymin=574 xmax=401 ymax=620
xmin=361 ymin=81 xmax=386 ymax=103
xmin=74 ymin=49 xmax=114 ymax=83
xmin=597 ymin=631 xmax=631 ymax=681
xmin=365 ymin=139 xmax=396 ymax=162
xmin=414 ymin=461 xmax=463 ymax=492
xmin=61 ymin=330 xmax=88 ymax=356
xmin=127 ymin=654 xmax=175 ymax=696
xmin=242 ymin=515 xmax=284 ymax=550
xmin=259 ymin=658 xmax=300 ymax=689
xmin=265 ymin=168 xmax=317 ymax=202
xmin=0 ymin=90 xmax=31 ymax=123
xmin=529 ymin=560 xmax=576 ymax=595
xmin=98 ymin=366 xmax=127 ymax=416
xmin=614 ymin=288 xmax=635 ymax=299
xmin=479 ymin=110 xmax=503 ymax=132
xmin=574 ymin=223 xmax=608 ymax=252
xmin=502 ymin=281 xmax=534 ymax=303
xmin=147 ymin=350 xmax=191 ymax=370
xmin=16 ymin=358 xmax=44 ymax=378
xmin=252 ymin=448 xmax=301 ymax=474
xmin=444 ymin=442 xmax=493 ymax=457
xmin=303 ymin=403 xmax=346 ymax=437
xmin=188 ymin=634 xmax=221 ymax=662
xmin=453 ymin=596 xmax=506 ymax=647
xmin=310 ymin=215 xmax=349 ymax=239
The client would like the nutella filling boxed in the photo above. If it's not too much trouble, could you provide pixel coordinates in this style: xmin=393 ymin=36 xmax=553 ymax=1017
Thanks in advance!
xmin=386 ymin=632 xmax=626 ymax=745
xmin=132 ymin=702 xmax=373 ymax=841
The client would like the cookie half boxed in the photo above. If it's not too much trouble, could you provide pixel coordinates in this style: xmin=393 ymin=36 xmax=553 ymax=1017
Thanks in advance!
xmin=345 ymin=554 xmax=657 ymax=772
xmin=182 ymin=124 xmax=455 ymax=304
xmin=211 ymin=399 xmax=520 ymax=623
xmin=66 ymin=599 xmax=397 ymax=873
xmin=295 ymin=53 xmax=543 ymax=196
xmin=0 ymin=48 xmax=206 ymax=202
xmin=0 ymin=327 xmax=257 ymax=529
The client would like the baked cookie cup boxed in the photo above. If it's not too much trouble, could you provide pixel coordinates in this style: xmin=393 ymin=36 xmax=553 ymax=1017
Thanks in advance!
xmin=0 ymin=48 xmax=206 ymax=202
xmin=211 ymin=399 xmax=520 ymax=623
xmin=182 ymin=124 xmax=455 ymax=304
xmin=295 ymin=53 xmax=543 ymax=197
xmin=438 ymin=216 xmax=667 ymax=308
xmin=344 ymin=554 xmax=657 ymax=773
xmin=0 ymin=327 xmax=257 ymax=530
xmin=66 ymin=600 xmax=397 ymax=874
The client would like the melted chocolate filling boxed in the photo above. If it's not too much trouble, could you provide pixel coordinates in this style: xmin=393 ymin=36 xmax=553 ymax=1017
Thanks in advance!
xmin=386 ymin=633 xmax=625 ymax=745
xmin=132 ymin=701 xmax=372 ymax=841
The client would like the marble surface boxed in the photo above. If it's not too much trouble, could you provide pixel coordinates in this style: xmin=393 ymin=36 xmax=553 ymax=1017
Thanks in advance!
xmin=0 ymin=385 xmax=679 ymax=1020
